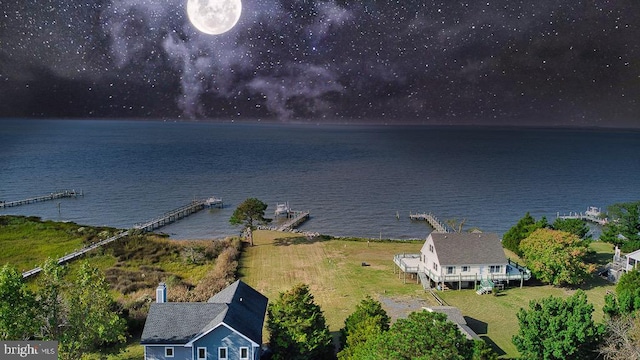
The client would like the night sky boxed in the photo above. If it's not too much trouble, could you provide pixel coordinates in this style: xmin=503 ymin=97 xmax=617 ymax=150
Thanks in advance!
xmin=1 ymin=0 xmax=639 ymax=127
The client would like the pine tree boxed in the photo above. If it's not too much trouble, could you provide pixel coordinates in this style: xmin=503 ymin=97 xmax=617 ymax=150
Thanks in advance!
xmin=267 ymin=283 xmax=333 ymax=360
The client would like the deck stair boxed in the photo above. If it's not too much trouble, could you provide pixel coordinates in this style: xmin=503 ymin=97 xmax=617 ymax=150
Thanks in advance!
xmin=418 ymin=272 xmax=430 ymax=290
xmin=476 ymin=279 xmax=494 ymax=295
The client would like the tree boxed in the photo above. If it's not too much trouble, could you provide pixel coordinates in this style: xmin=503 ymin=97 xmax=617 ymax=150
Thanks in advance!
xmin=601 ymin=201 xmax=640 ymax=251
xmin=266 ymin=283 xmax=333 ymax=360
xmin=519 ymin=228 xmax=594 ymax=286
xmin=502 ymin=213 xmax=547 ymax=256
xmin=513 ymin=290 xmax=604 ymax=360
xmin=229 ymin=197 xmax=271 ymax=246
xmin=36 ymin=258 xmax=68 ymax=340
xmin=599 ymin=315 xmax=640 ymax=360
xmin=0 ymin=264 xmax=39 ymax=340
xmin=349 ymin=310 xmax=477 ymax=360
xmin=551 ymin=218 xmax=591 ymax=240
xmin=338 ymin=296 xmax=390 ymax=360
xmin=59 ymin=261 xmax=127 ymax=360
xmin=604 ymin=269 xmax=640 ymax=317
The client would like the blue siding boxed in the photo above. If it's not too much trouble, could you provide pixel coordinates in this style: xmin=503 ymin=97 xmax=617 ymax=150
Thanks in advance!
xmin=145 ymin=345 xmax=191 ymax=360
xmin=192 ymin=325 xmax=260 ymax=360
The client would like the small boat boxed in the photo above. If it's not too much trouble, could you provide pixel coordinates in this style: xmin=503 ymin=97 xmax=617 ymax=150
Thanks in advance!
xmin=585 ymin=206 xmax=601 ymax=218
xmin=274 ymin=202 xmax=291 ymax=217
xmin=204 ymin=196 xmax=223 ymax=208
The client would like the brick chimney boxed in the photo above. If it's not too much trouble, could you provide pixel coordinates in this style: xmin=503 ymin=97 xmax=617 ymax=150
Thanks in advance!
xmin=156 ymin=282 xmax=167 ymax=303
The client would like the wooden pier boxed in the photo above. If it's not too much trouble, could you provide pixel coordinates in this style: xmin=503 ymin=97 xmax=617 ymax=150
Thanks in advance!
xmin=0 ymin=190 xmax=83 ymax=208
xmin=557 ymin=206 xmax=608 ymax=225
xmin=276 ymin=211 xmax=310 ymax=231
xmin=22 ymin=197 xmax=216 ymax=279
xmin=134 ymin=199 xmax=207 ymax=232
xmin=22 ymin=230 xmax=130 ymax=278
xmin=409 ymin=212 xmax=450 ymax=233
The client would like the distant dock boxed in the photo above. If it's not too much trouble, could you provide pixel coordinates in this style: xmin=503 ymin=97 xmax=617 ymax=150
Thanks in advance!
xmin=0 ymin=190 xmax=83 ymax=208
xmin=134 ymin=199 xmax=208 ymax=232
xmin=276 ymin=210 xmax=310 ymax=232
xmin=22 ymin=196 xmax=218 ymax=279
xmin=557 ymin=206 xmax=608 ymax=225
xmin=409 ymin=212 xmax=450 ymax=233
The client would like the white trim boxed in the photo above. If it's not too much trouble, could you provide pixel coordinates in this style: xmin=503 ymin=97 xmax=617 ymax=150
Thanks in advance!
xmin=218 ymin=347 xmax=228 ymax=360
xmin=185 ymin=322 xmax=260 ymax=348
xmin=239 ymin=347 xmax=249 ymax=360
xmin=197 ymin=347 xmax=207 ymax=360
xmin=165 ymin=346 xmax=175 ymax=358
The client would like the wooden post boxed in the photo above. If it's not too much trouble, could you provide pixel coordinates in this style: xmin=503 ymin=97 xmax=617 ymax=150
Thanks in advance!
xmin=459 ymin=274 xmax=462 ymax=290
xmin=520 ymin=273 xmax=524 ymax=288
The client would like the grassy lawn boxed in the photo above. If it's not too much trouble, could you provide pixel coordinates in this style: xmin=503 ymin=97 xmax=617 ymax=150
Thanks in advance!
xmin=240 ymin=233 xmax=617 ymax=359
xmin=2 ymin=216 xmax=618 ymax=360
xmin=438 ymin=241 xmax=616 ymax=359
xmin=239 ymin=231 xmax=437 ymax=331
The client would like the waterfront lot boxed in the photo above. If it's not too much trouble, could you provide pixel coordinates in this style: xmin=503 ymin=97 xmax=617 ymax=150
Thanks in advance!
xmin=240 ymin=231 xmax=616 ymax=359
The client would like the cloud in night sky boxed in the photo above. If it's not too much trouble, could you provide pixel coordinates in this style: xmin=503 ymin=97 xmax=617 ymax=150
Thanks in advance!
xmin=0 ymin=0 xmax=638 ymax=127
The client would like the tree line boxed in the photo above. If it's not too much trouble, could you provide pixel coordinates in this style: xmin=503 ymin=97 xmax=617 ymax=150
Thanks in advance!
xmin=0 ymin=260 xmax=126 ymax=360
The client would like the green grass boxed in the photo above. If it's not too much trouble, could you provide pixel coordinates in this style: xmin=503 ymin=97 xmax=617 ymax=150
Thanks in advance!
xmin=2 ymin=216 xmax=619 ymax=360
xmin=240 ymin=232 xmax=617 ymax=359
xmin=239 ymin=231 xmax=435 ymax=331
xmin=436 ymin=241 xmax=616 ymax=359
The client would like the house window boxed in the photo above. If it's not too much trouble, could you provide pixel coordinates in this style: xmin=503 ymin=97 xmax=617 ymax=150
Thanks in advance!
xmin=489 ymin=265 xmax=501 ymax=273
xmin=217 ymin=347 xmax=226 ymax=360
xmin=462 ymin=266 xmax=469 ymax=272
xmin=429 ymin=244 xmax=434 ymax=253
xmin=197 ymin=347 xmax=207 ymax=360
xmin=165 ymin=347 xmax=174 ymax=358
xmin=239 ymin=347 xmax=249 ymax=360
xmin=446 ymin=266 xmax=455 ymax=274
xmin=433 ymin=263 xmax=438 ymax=271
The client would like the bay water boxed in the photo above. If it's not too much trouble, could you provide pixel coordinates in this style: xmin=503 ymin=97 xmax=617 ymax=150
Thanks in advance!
xmin=1 ymin=119 xmax=639 ymax=240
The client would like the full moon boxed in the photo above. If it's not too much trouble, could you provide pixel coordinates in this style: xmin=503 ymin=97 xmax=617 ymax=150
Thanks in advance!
xmin=187 ymin=0 xmax=242 ymax=35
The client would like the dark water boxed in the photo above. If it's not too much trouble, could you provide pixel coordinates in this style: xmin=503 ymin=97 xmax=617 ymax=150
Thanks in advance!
xmin=1 ymin=119 xmax=639 ymax=240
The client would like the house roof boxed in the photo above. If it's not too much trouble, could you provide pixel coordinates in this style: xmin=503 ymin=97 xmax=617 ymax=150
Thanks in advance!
xmin=140 ymin=280 xmax=268 ymax=346
xmin=423 ymin=232 xmax=506 ymax=266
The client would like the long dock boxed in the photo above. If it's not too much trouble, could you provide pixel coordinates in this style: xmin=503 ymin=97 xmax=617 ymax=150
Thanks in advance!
xmin=133 ymin=199 xmax=207 ymax=232
xmin=276 ymin=211 xmax=310 ymax=231
xmin=22 ymin=197 xmax=215 ymax=279
xmin=22 ymin=230 xmax=130 ymax=278
xmin=1 ymin=190 xmax=83 ymax=208
xmin=409 ymin=212 xmax=450 ymax=233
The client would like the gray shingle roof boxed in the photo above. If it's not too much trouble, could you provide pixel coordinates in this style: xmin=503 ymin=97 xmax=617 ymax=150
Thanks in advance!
xmin=141 ymin=280 xmax=268 ymax=346
xmin=429 ymin=232 xmax=506 ymax=266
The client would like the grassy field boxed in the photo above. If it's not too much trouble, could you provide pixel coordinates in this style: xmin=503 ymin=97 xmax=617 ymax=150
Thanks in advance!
xmin=1 ymin=216 xmax=618 ymax=359
xmin=239 ymin=231 xmax=438 ymax=331
xmin=239 ymin=231 xmax=617 ymax=359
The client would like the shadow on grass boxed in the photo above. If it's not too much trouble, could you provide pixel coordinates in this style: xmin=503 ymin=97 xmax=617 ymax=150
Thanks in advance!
xmin=585 ymin=250 xmax=615 ymax=266
xmin=273 ymin=235 xmax=332 ymax=246
xmin=465 ymin=316 xmax=488 ymax=335
xmin=480 ymin=335 xmax=507 ymax=357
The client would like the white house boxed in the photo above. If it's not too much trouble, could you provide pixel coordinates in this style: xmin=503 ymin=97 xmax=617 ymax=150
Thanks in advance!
xmin=394 ymin=232 xmax=531 ymax=291
xmin=607 ymin=246 xmax=640 ymax=282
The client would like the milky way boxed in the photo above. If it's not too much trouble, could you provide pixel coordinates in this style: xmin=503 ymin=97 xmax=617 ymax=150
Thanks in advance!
xmin=1 ymin=0 xmax=638 ymax=127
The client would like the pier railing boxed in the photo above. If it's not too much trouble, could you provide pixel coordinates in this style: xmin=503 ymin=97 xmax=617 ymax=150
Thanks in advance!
xmin=409 ymin=212 xmax=450 ymax=233
xmin=1 ymin=190 xmax=83 ymax=208
xmin=22 ymin=196 xmax=218 ymax=279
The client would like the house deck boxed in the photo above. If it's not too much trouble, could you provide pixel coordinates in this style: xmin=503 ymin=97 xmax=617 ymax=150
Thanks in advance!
xmin=394 ymin=253 xmax=531 ymax=287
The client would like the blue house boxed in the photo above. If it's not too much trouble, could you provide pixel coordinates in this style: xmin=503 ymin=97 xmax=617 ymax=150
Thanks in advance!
xmin=141 ymin=280 xmax=268 ymax=360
